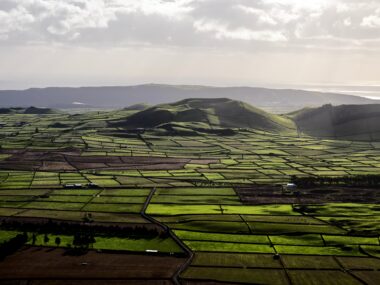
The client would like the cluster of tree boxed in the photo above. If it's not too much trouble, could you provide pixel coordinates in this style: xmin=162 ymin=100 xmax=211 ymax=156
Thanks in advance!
xmin=194 ymin=181 xmax=244 ymax=187
xmin=290 ymin=174 xmax=380 ymax=187
xmin=73 ymin=230 xmax=96 ymax=249
xmin=30 ymin=231 xmax=93 ymax=255
xmin=0 ymin=219 xmax=167 ymax=239
xmin=0 ymin=232 xmax=28 ymax=260
xmin=30 ymin=233 xmax=61 ymax=247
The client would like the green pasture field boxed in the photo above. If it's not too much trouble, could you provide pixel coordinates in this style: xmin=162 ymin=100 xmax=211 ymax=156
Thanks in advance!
xmin=13 ymin=209 xmax=148 ymax=223
xmin=155 ymin=214 xmax=243 ymax=223
xmin=91 ymin=196 xmax=147 ymax=204
xmin=50 ymin=190 xmax=100 ymax=196
xmin=0 ymin=195 xmax=35 ymax=202
xmin=99 ymin=189 xmax=151 ymax=196
xmin=275 ymin=245 xmax=363 ymax=256
xmin=28 ymin=233 xmax=182 ymax=253
xmin=94 ymin=236 xmax=182 ymax=253
xmin=222 ymin=205 xmax=299 ymax=215
xmin=300 ymin=203 xmax=380 ymax=217
xmin=281 ymin=255 xmax=341 ymax=269
xmin=0 ymin=190 xmax=49 ymax=196
xmin=36 ymin=195 xmax=92 ymax=203
xmin=191 ymin=252 xmax=283 ymax=268
xmin=0 ymin=201 xmax=29 ymax=208
xmin=248 ymin=222 xmax=345 ymax=234
xmin=174 ymin=230 xmax=269 ymax=244
xmin=337 ymin=256 xmax=380 ymax=270
xmin=317 ymin=216 xmax=380 ymax=234
xmin=241 ymin=215 xmax=325 ymax=224
xmin=82 ymin=203 xmax=142 ymax=213
xmin=114 ymin=176 xmax=156 ymax=186
xmin=269 ymin=234 xmax=324 ymax=246
xmin=352 ymin=271 xmax=380 ymax=285
xmin=167 ymin=220 xmax=250 ymax=233
xmin=88 ymin=179 xmax=120 ymax=187
xmin=0 ymin=182 xmax=32 ymax=189
xmin=147 ymin=204 xmax=222 ymax=215
xmin=0 ymin=230 xmax=19 ymax=243
xmin=155 ymin=187 xmax=236 ymax=196
xmin=150 ymin=195 xmax=241 ymax=205
xmin=20 ymin=201 xmax=85 ymax=211
xmin=361 ymin=245 xmax=380 ymax=257
xmin=288 ymin=270 xmax=361 ymax=285
xmin=182 ymin=267 xmax=289 ymax=285
xmin=0 ymin=207 xmax=22 ymax=216
xmin=184 ymin=240 xmax=275 ymax=253
xmin=323 ymin=235 xmax=379 ymax=245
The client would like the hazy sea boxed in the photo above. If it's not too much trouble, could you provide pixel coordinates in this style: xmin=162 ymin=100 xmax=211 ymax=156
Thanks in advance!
xmin=301 ymin=85 xmax=380 ymax=100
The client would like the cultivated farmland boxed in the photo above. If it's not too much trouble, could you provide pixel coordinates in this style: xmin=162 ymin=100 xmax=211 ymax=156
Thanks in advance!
xmin=0 ymin=103 xmax=379 ymax=284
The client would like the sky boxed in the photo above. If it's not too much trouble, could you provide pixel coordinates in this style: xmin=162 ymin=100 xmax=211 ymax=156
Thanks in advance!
xmin=1 ymin=0 xmax=380 ymax=93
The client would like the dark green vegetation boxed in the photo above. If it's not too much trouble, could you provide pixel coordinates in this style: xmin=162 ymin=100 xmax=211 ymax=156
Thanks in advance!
xmin=291 ymin=174 xmax=380 ymax=187
xmin=0 ymin=100 xmax=379 ymax=284
xmin=291 ymin=104 xmax=380 ymax=140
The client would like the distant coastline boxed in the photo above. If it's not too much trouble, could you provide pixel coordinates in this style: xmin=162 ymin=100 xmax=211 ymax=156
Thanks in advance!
xmin=302 ymin=86 xmax=380 ymax=100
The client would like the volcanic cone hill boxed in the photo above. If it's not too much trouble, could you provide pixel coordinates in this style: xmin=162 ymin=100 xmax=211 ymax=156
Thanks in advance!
xmin=111 ymin=98 xmax=296 ymax=133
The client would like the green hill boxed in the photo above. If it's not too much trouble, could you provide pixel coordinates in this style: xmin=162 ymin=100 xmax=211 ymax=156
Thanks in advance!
xmin=0 ymin=107 xmax=24 ymax=114
xmin=123 ymin=103 xmax=150 ymax=111
xmin=291 ymin=104 xmax=380 ymax=140
xmin=23 ymin=106 xmax=61 ymax=114
xmin=111 ymin=98 xmax=296 ymax=133
xmin=0 ymin=107 xmax=61 ymax=115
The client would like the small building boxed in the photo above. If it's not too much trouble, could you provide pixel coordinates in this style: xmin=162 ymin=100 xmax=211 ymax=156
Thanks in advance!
xmin=15 ymin=121 xmax=27 ymax=127
xmin=87 ymin=182 xmax=99 ymax=188
xmin=145 ymin=249 xmax=158 ymax=253
xmin=282 ymin=183 xmax=297 ymax=195
xmin=286 ymin=183 xmax=297 ymax=189
xmin=63 ymin=183 xmax=83 ymax=189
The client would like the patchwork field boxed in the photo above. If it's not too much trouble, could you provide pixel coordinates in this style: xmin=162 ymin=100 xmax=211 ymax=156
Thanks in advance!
xmin=0 ymin=111 xmax=379 ymax=284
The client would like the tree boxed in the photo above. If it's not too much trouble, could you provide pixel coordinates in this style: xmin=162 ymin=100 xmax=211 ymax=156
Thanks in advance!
xmin=31 ymin=233 xmax=37 ymax=245
xmin=89 ymin=234 xmax=96 ymax=248
xmin=44 ymin=234 xmax=49 ymax=245
xmin=55 ymin=237 xmax=61 ymax=247
xmin=73 ymin=233 xmax=81 ymax=248
xmin=83 ymin=212 xmax=93 ymax=223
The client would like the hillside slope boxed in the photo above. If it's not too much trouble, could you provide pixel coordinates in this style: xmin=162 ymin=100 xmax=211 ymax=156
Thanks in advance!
xmin=292 ymin=104 xmax=380 ymax=140
xmin=0 ymin=84 xmax=375 ymax=113
xmin=111 ymin=98 xmax=296 ymax=133
xmin=0 ymin=107 xmax=61 ymax=114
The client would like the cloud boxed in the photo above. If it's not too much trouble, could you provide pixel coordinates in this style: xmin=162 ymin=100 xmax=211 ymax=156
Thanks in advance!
xmin=0 ymin=5 xmax=35 ymax=37
xmin=0 ymin=0 xmax=195 ymax=40
xmin=0 ymin=0 xmax=379 ymax=51
xmin=361 ymin=9 xmax=380 ymax=28
xmin=236 ymin=5 xmax=278 ymax=26
xmin=194 ymin=19 xmax=287 ymax=42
